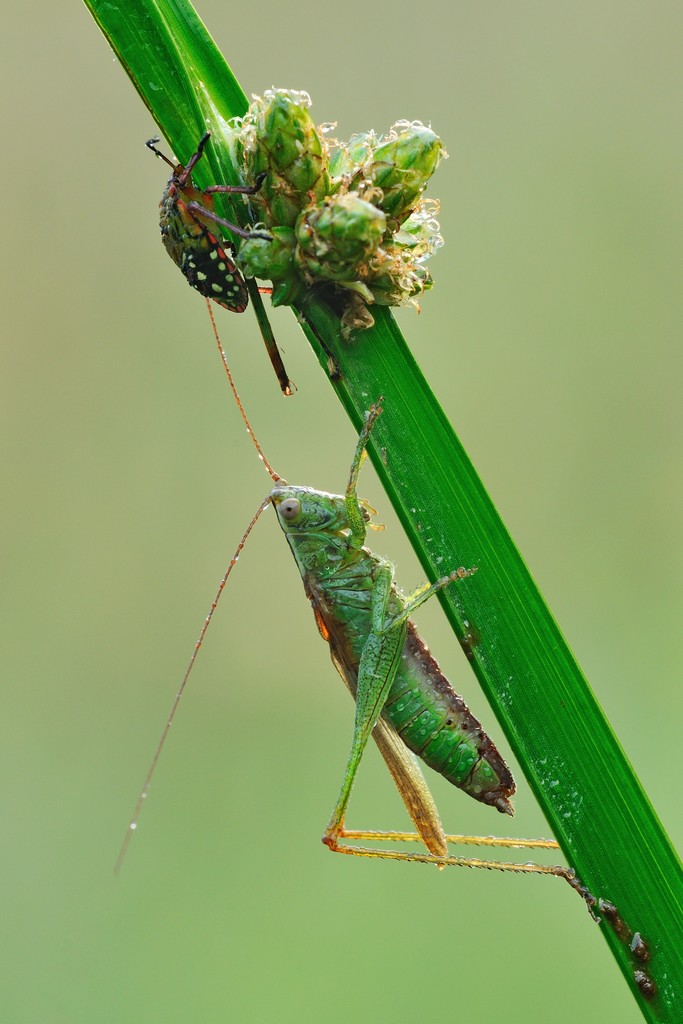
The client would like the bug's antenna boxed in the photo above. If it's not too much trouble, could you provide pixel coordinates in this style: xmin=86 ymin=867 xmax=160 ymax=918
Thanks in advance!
xmin=205 ymin=300 xmax=283 ymax=483
xmin=115 ymin=495 xmax=271 ymax=874
xmin=145 ymin=136 xmax=176 ymax=170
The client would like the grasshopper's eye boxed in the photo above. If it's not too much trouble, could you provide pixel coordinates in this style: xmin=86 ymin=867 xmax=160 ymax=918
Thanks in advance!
xmin=280 ymin=498 xmax=300 ymax=521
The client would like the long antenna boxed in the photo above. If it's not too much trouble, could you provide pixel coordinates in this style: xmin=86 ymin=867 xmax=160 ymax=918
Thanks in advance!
xmin=116 ymin=306 xmax=283 ymax=872
xmin=205 ymin=299 xmax=282 ymax=483
xmin=115 ymin=495 xmax=271 ymax=873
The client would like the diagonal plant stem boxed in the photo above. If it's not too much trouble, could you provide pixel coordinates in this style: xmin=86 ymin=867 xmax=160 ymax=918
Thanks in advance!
xmin=83 ymin=1 xmax=682 ymax=1020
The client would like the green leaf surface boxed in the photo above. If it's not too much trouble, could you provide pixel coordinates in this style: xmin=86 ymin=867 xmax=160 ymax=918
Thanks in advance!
xmin=83 ymin=1 xmax=682 ymax=1020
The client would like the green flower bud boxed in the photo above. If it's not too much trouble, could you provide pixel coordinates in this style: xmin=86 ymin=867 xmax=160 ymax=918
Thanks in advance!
xmin=373 ymin=124 xmax=443 ymax=220
xmin=236 ymin=227 xmax=304 ymax=307
xmin=367 ymin=200 xmax=442 ymax=304
xmin=347 ymin=122 xmax=445 ymax=226
xmin=368 ymin=259 xmax=432 ymax=306
xmin=328 ymin=131 xmax=376 ymax=185
xmin=226 ymin=93 xmax=446 ymax=323
xmin=270 ymin=275 xmax=305 ymax=307
xmin=392 ymin=200 xmax=444 ymax=258
xmin=237 ymin=226 xmax=296 ymax=281
xmin=294 ymin=194 xmax=386 ymax=284
xmin=234 ymin=89 xmax=330 ymax=228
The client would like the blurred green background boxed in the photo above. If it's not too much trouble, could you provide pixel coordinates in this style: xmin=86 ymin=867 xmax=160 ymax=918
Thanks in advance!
xmin=1 ymin=2 xmax=681 ymax=1021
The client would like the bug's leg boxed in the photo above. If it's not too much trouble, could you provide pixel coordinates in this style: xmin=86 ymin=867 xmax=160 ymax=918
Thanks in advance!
xmin=344 ymin=403 xmax=383 ymax=548
xmin=341 ymin=829 xmax=560 ymax=851
xmin=184 ymin=202 xmax=272 ymax=241
xmin=190 ymin=197 xmax=293 ymax=396
xmin=380 ymin=566 xmax=479 ymax=635
xmin=201 ymin=215 xmax=294 ymax=396
xmin=327 ymin=838 xmax=599 ymax=916
xmin=322 ymin=564 xmax=405 ymax=847
xmin=177 ymin=132 xmax=212 ymax=185
xmin=368 ymin=716 xmax=449 ymax=857
xmin=246 ymin=280 xmax=296 ymax=396
xmin=203 ymin=166 xmax=290 ymax=395
xmin=326 ymin=562 xmax=598 ymax=915
xmin=204 ymin=171 xmax=268 ymax=197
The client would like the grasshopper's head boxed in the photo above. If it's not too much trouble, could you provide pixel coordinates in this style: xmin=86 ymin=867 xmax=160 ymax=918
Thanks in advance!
xmin=270 ymin=485 xmax=350 ymax=535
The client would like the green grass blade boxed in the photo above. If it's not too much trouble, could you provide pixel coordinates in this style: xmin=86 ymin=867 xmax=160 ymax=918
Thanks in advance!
xmin=298 ymin=298 xmax=682 ymax=1024
xmin=83 ymin=2 xmax=682 ymax=1019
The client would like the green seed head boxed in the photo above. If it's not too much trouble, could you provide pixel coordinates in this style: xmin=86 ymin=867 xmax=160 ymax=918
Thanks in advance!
xmin=367 ymin=257 xmax=433 ymax=307
xmin=223 ymin=93 xmax=445 ymax=322
xmin=236 ymin=227 xmax=303 ymax=307
xmin=366 ymin=204 xmax=441 ymax=307
xmin=294 ymin=193 xmax=387 ymax=284
xmin=237 ymin=226 xmax=296 ymax=281
xmin=331 ymin=122 xmax=445 ymax=227
xmin=391 ymin=200 xmax=444 ymax=258
xmin=234 ymin=89 xmax=331 ymax=228
xmin=328 ymin=131 xmax=377 ymax=183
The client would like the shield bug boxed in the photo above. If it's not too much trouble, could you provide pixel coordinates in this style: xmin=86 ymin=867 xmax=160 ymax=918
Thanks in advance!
xmin=147 ymin=132 xmax=294 ymax=394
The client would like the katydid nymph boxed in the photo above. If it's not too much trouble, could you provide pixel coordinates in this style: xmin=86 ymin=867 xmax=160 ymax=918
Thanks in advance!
xmin=116 ymin=309 xmax=597 ymax=916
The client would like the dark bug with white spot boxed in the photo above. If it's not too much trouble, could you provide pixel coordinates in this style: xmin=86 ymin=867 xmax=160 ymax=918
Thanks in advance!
xmin=147 ymin=133 xmax=294 ymax=395
xmin=147 ymin=132 xmax=269 ymax=313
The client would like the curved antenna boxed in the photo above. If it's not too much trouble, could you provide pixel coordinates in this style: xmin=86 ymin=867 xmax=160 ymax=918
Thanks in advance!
xmin=145 ymin=136 xmax=176 ymax=170
xmin=205 ymin=300 xmax=283 ymax=483
xmin=114 ymin=494 xmax=271 ymax=873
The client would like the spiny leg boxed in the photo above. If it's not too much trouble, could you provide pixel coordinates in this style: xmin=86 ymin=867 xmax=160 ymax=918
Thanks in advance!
xmin=343 ymin=406 xmax=477 ymax=613
xmin=380 ymin=567 xmax=479 ymax=636
xmin=341 ymin=829 xmax=560 ymax=851
xmin=324 ymin=837 xmax=597 ymax=916
xmin=345 ymin=402 xmax=383 ymax=547
xmin=348 ymin=403 xmax=383 ymax=494
xmin=320 ymin=574 xmax=478 ymax=844
xmin=327 ymin=826 xmax=596 ymax=916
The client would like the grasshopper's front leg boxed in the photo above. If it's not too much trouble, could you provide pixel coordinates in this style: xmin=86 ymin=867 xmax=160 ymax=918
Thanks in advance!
xmin=324 ymin=402 xmax=473 ymax=848
xmin=344 ymin=402 xmax=383 ymax=549
xmin=324 ymin=402 xmax=402 ymax=845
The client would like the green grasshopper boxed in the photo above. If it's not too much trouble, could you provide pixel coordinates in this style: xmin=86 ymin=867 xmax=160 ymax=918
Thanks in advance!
xmin=116 ymin=318 xmax=596 ymax=914
xmin=273 ymin=405 xmax=511 ymax=837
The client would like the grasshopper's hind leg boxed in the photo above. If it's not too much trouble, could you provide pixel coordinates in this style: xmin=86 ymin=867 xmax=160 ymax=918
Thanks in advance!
xmin=320 ymin=552 xmax=478 ymax=850
xmin=325 ymin=827 xmax=597 ymax=916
